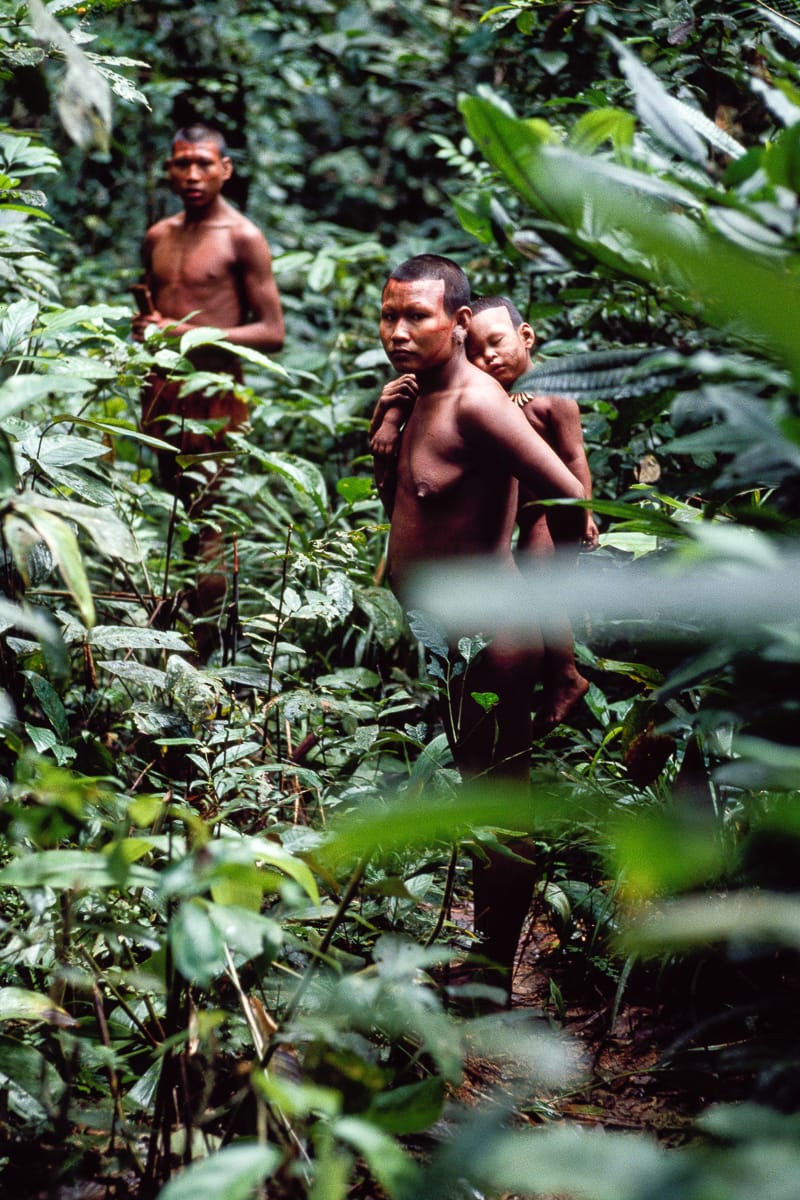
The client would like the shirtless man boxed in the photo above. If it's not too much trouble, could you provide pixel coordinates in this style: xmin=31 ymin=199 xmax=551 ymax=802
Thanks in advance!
xmin=374 ymin=255 xmax=585 ymax=1001
xmin=132 ymin=123 xmax=284 ymax=656
xmin=372 ymin=293 xmax=596 ymax=732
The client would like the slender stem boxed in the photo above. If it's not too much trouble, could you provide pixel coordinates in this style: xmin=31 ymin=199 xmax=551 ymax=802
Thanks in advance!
xmin=263 ymin=523 xmax=293 ymax=751
xmin=264 ymin=855 xmax=370 ymax=1064
xmin=425 ymin=845 xmax=459 ymax=947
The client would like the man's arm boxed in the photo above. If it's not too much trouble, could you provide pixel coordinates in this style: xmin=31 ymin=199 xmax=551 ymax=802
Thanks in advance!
xmin=461 ymin=377 xmax=586 ymax=541
xmin=373 ymin=452 xmax=398 ymax=518
xmin=227 ymin=224 xmax=284 ymax=351
xmin=546 ymin=397 xmax=599 ymax=548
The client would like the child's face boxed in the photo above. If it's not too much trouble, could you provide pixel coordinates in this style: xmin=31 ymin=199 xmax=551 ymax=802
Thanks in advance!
xmin=467 ymin=307 xmax=535 ymax=389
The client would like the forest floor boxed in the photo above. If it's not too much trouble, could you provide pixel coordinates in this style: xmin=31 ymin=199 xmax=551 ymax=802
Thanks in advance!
xmin=455 ymin=913 xmax=714 ymax=1149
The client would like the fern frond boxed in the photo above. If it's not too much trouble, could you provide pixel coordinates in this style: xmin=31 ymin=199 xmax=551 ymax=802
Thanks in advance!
xmin=512 ymin=348 xmax=681 ymax=402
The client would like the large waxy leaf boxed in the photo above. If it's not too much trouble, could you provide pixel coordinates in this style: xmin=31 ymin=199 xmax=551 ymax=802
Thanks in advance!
xmin=0 ymin=849 xmax=159 ymax=890
xmin=16 ymin=491 xmax=139 ymax=563
xmin=0 ymin=1035 xmax=65 ymax=1124
xmin=248 ymin=448 xmax=329 ymax=519
xmin=0 ymin=987 xmax=77 ymax=1027
xmin=0 ymin=298 xmax=38 ymax=354
xmin=459 ymin=92 xmax=800 ymax=385
xmin=513 ymin=347 xmax=679 ymax=403
xmin=0 ymin=373 xmax=94 ymax=421
xmin=157 ymin=1143 xmax=281 ymax=1200
xmin=13 ymin=506 xmax=94 ymax=628
xmin=89 ymin=625 xmax=191 ymax=651
xmin=612 ymin=35 xmax=745 ymax=162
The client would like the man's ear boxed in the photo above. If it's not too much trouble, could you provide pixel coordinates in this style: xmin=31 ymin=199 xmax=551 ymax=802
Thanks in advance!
xmin=221 ymin=156 xmax=234 ymax=181
xmin=519 ymin=322 xmax=536 ymax=350
xmin=451 ymin=306 xmax=471 ymax=344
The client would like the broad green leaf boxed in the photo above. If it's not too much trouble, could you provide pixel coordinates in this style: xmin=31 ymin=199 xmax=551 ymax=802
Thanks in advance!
xmin=165 ymin=654 xmax=220 ymax=723
xmin=54 ymin=414 xmax=177 ymax=453
xmin=157 ymin=1143 xmax=281 ymax=1200
xmin=336 ymin=475 xmax=373 ymax=503
xmin=355 ymin=586 xmax=405 ymax=649
xmin=765 ymin=121 xmax=800 ymax=191
xmin=242 ymin=836 xmax=320 ymax=905
xmin=319 ymin=779 xmax=576 ymax=871
xmin=38 ymin=467 xmax=116 ymax=507
xmin=0 ymin=298 xmax=38 ymax=354
xmin=169 ymin=899 xmax=226 ymax=986
xmin=612 ymin=34 xmax=744 ymax=161
xmin=22 ymin=671 xmax=69 ymax=741
xmin=0 ymin=987 xmax=77 ymax=1027
xmin=37 ymin=303 xmax=130 ymax=332
xmin=364 ymin=1077 xmax=445 ymax=1136
xmin=333 ymin=1117 xmax=422 ymax=1199
xmin=0 ymin=1035 xmax=65 ymax=1124
xmin=206 ymin=902 xmax=282 ymax=960
xmin=17 ymin=491 xmax=139 ymax=563
xmin=98 ymin=660 xmax=167 ymax=689
xmin=19 ymin=433 xmax=108 ymax=469
xmin=568 ymin=108 xmax=635 ymax=154
xmin=624 ymin=890 xmax=800 ymax=955
xmin=609 ymin=806 xmax=728 ymax=899
xmin=0 ymin=849 xmax=159 ymax=890
xmin=250 ymin=449 xmax=329 ymax=519
xmin=459 ymin=92 xmax=800 ymax=385
xmin=439 ymin=1122 xmax=670 ymax=1200
xmin=179 ymin=325 xmax=227 ymax=354
xmin=16 ymin=506 xmax=94 ymax=628
xmin=513 ymin=347 xmax=677 ymax=402
xmin=316 ymin=667 xmax=381 ymax=692
xmin=0 ymin=373 xmax=94 ymax=421
xmin=90 ymin=626 xmax=191 ymax=652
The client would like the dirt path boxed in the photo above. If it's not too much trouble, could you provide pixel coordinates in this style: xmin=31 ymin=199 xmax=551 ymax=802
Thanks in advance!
xmin=466 ymin=918 xmax=705 ymax=1145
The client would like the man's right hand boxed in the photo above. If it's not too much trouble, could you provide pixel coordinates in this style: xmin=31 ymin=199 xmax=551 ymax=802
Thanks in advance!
xmin=131 ymin=310 xmax=165 ymax=342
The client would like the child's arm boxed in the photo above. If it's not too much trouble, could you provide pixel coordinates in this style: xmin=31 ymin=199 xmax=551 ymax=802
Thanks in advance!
xmin=369 ymin=374 xmax=419 ymax=459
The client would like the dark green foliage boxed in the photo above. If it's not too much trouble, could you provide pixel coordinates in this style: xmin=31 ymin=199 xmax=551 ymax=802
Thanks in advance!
xmin=1 ymin=2 xmax=800 ymax=1198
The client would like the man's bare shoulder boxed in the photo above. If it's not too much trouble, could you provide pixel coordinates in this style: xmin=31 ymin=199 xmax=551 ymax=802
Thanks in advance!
xmin=457 ymin=361 xmax=511 ymax=417
xmin=230 ymin=210 xmax=271 ymax=252
xmin=144 ymin=213 xmax=183 ymax=240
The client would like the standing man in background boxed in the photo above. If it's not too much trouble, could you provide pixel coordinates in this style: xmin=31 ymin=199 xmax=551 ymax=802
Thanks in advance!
xmin=132 ymin=123 xmax=284 ymax=657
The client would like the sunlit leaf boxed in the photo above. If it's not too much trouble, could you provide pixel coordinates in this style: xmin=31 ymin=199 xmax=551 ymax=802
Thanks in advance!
xmin=157 ymin=1143 xmax=281 ymax=1200
xmin=460 ymin=91 xmax=800 ymax=384
xmin=0 ymin=987 xmax=77 ymax=1027
xmin=16 ymin=506 xmax=94 ymax=628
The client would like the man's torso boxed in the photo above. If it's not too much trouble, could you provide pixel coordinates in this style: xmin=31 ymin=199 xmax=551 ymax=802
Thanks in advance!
xmin=147 ymin=207 xmax=250 ymax=331
xmin=388 ymin=375 xmax=518 ymax=588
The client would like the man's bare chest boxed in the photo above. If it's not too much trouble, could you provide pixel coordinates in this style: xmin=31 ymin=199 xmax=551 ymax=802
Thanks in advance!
xmin=401 ymin=403 xmax=477 ymax=500
xmin=152 ymin=227 xmax=237 ymax=290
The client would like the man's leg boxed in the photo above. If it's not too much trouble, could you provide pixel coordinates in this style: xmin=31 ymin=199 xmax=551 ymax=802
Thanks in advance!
xmin=141 ymin=377 xmax=248 ymax=659
xmin=446 ymin=636 xmax=540 ymax=1001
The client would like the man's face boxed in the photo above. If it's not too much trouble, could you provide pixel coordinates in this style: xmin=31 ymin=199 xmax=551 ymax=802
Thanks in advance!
xmin=380 ymin=278 xmax=461 ymax=373
xmin=167 ymin=140 xmax=232 ymax=211
xmin=466 ymin=306 xmax=534 ymax=389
